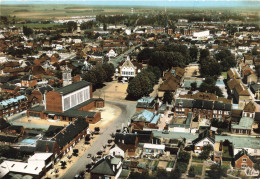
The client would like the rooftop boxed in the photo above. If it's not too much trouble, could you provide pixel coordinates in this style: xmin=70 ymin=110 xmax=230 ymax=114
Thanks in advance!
xmin=231 ymin=117 xmax=254 ymax=130
xmin=56 ymin=80 xmax=91 ymax=95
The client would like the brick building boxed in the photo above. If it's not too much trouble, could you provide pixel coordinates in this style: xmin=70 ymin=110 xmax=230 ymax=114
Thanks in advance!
xmin=234 ymin=149 xmax=254 ymax=169
xmin=27 ymin=81 xmax=104 ymax=124
xmin=0 ymin=95 xmax=28 ymax=118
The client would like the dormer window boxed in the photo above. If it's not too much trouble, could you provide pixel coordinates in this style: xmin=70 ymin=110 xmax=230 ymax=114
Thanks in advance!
xmin=179 ymin=102 xmax=183 ymax=107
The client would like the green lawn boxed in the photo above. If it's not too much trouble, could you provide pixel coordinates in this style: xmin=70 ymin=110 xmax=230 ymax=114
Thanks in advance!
xmin=221 ymin=72 xmax=227 ymax=79
xmin=15 ymin=23 xmax=64 ymax=28
xmin=193 ymin=165 xmax=203 ymax=175
xmin=222 ymin=146 xmax=233 ymax=161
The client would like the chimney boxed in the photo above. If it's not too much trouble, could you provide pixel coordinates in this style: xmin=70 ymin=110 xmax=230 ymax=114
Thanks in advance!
xmin=209 ymin=130 xmax=213 ymax=137
xmin=219 ymin=140 xmax=223 ymax=151
xmin=46 ymin=143 xmax=49 ymax=153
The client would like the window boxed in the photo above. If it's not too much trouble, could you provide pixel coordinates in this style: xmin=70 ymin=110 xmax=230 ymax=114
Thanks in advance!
xmin=219 ymin=111 xmax=222 ymax=114
xmin=203 ymin=141 xmax=209 ymax=145
xmin=242 ymin=158 xmax=247 ymax=162
xmin=255 ymin=149 xmax=257 ymax=153
xmin=213 ymin=110 xmax=217 ymax=114
xmin=242 ymin=164 xmax=247 ymax=168
xmin=63 ymin=97 xmax=70 ymax=111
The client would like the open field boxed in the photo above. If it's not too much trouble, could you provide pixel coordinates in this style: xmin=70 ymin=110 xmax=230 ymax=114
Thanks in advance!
xmin=0 ymin=4 xmax=259 ymax=21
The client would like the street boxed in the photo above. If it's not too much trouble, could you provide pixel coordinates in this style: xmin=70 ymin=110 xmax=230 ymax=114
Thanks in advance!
xmin=61 ymin=100 xmax=136 ymax=179
xmin=110 ymin=44 xmax=141 ymax=67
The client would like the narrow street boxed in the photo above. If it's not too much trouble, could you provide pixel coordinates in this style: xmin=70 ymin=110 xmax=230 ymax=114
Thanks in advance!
xmin=61 ymin=100 xmax=136 ymax=179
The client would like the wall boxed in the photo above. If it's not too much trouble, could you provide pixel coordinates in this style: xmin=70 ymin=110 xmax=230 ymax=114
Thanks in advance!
xmin=45 ymin=91 xmax=62 ymax=113
xmin=235 ymin=154 xmax=253 ymax=169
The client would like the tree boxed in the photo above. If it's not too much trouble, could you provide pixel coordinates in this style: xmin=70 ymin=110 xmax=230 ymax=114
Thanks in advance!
xmin=191 ymin=82 xmax=197 ymax=91
xmin=200 ymin=49 xmax=210 ymax=60
xmin=102 ymin=63 xmax=115 ymax=81
xmin=208 ymin=164 xmax=227 ymax=179
xmin=103 ymin=23 xmax=107 ymax=31
xmin=199 ymin=144 xmax=213 ymax=160
xmin=178 ymin=151 xmax=191 ymax=163
xmin=189 ymin=46 xmax=198 ymax=61
xmin=94 ymin=127 xmax=100 ymax=134
xmin=215 ymin=49 xmax=236 ymax=72
xmin=163 ymin=91 xmax=173 ymax=104
xmin=73 ymin=149 xmax=79 ymax=156
xmin=23 ymin=26 xmax=33 ymax=36
xmin=60 ymin=161 xmax=67 ymax=169
xmin=66 ymin=21 xmax=77 ymax=32
xmin=188 ymin=166 xmax=195 ymax=177
xmin=137 ymin=48 xmax=154 ymax=63
xmin=252 ymin=46 xmax=258 ymax=56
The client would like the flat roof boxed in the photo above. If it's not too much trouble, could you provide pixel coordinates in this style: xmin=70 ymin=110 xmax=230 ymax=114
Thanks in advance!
xmin=143 ymin=143 xmax=165 ymax=150
xmin=28 ymin=153 xmax=52 ymax=161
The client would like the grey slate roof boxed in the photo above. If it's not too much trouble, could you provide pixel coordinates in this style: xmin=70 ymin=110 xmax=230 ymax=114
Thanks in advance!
xmin=56 ymin=80 xmax=91 ymax=95
xmin=91 ymin=155 xmax=121 ymax=176
xmin=36 ymin=140 xmax=56 ymax=153
xmin=115 ymin=133 xmax=137 ymax=145
xmin=175 ymin=98 xmax=231 ymax=111
xmin=192 ymin=129 xmax=215 ymax=145
xmin=54 ymin=117 xmax=89 ymax=149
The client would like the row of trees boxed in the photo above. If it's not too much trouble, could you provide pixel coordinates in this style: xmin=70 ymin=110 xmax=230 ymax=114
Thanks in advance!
xmin=82 ymin=63 xmax=114 ymax=89
xmin=127 ymin=66 xmax=161 ymax=99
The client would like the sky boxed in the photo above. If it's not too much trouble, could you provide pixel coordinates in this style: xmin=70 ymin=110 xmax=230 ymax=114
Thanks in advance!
xmin=0 ymin=0 xmax=259 ymax=8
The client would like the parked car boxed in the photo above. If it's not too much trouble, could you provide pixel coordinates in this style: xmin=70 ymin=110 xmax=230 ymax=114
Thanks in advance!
xmin=162 ymin=130 xmax=169 ymax=134
xmin=87 ymin=154 xmax=92 ymax=158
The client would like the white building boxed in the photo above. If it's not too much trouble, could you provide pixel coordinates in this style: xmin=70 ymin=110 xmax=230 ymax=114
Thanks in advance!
xmin=193 ymin=30 xmax=210 ymax=39
xmin=143 ymin=143 xmax=165 ymax=156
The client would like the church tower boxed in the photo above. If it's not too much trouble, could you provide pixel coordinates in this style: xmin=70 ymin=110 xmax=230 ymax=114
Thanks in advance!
xmin=63 ymin=65 xmax=72 ymax=87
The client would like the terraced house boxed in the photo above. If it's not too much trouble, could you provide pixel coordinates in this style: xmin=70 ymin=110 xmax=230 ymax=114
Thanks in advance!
xmin=174 ymin=98 xmax=232 ymax=120
xmin=0 ymin=95 xmax=27 ymax=118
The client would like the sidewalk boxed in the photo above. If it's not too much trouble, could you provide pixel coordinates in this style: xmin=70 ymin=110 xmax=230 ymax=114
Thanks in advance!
xmin=43 ymin=133 xmax=99 ymax=179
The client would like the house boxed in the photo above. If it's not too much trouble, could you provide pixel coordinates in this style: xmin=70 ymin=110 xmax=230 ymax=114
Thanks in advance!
xmin=244 ymin=54 xmax=254 ymax=65
xmin=27 ymin=81 xmax=104 ymax=124
xmin=90 ymin=155 xmax=123 ymax=179
xmin=115 ymin=56 xmax=142 ymax=79
xmin=232 ymin=137 xmax=260 ymax=157
xmin=227 ymin=68 xmax=240 ymax=80
xmin=0 ymin=95 xmax=27 ymax=118
xmin=43 ymin=117 xmax=88 ymax=158
xmin=213 ymin=141 xmax=223 ymax=164
xmin=115 ymin=132 xmax=138 ymax=157
xmin=240 ymin=65 xmax=258 ymax=85
xmin=28 ymin=85 xmax=53 ymax=106
xmin=136 ymin=97 xmax=157 ymax=112
xmin=168 ymin=112 xmax=193 ymax=133
xmin=21 ymin=74 xmax=37 ymax=87
xmin=143 ymin=143 xmax=165 ymax=156
xmin=231 ymin=117 xmax=254 ymax=135
xmin=192 ymin=130 xmax=215 ymax=153
xmin=227 ymin=79 xmax=251 ymax=108
xmin=131 ymin=110 xmax=160 ymax=130
xmin=250 ymin=83 xmax=260 ymax=101
xmin=109 ymin=144 xmax=126 ymax=158
xmin=242 ymin=101 xmax=256 ymax=118
xmin=1 ymin=83 xmax=20 ymax=95
xmin=234 ymin=149 xmax=254 ymax=169
xmin=174 ymin=98 xmax=231 ymax=120
xmin=106 ymin=49 xmax=117 ymax=58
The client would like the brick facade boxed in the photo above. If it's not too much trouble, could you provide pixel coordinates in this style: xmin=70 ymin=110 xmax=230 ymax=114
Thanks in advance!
xmin=45 ymin=91 xmax=63 ymax=113
xmin=235 ymin=154 xmax=254 ymax=169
